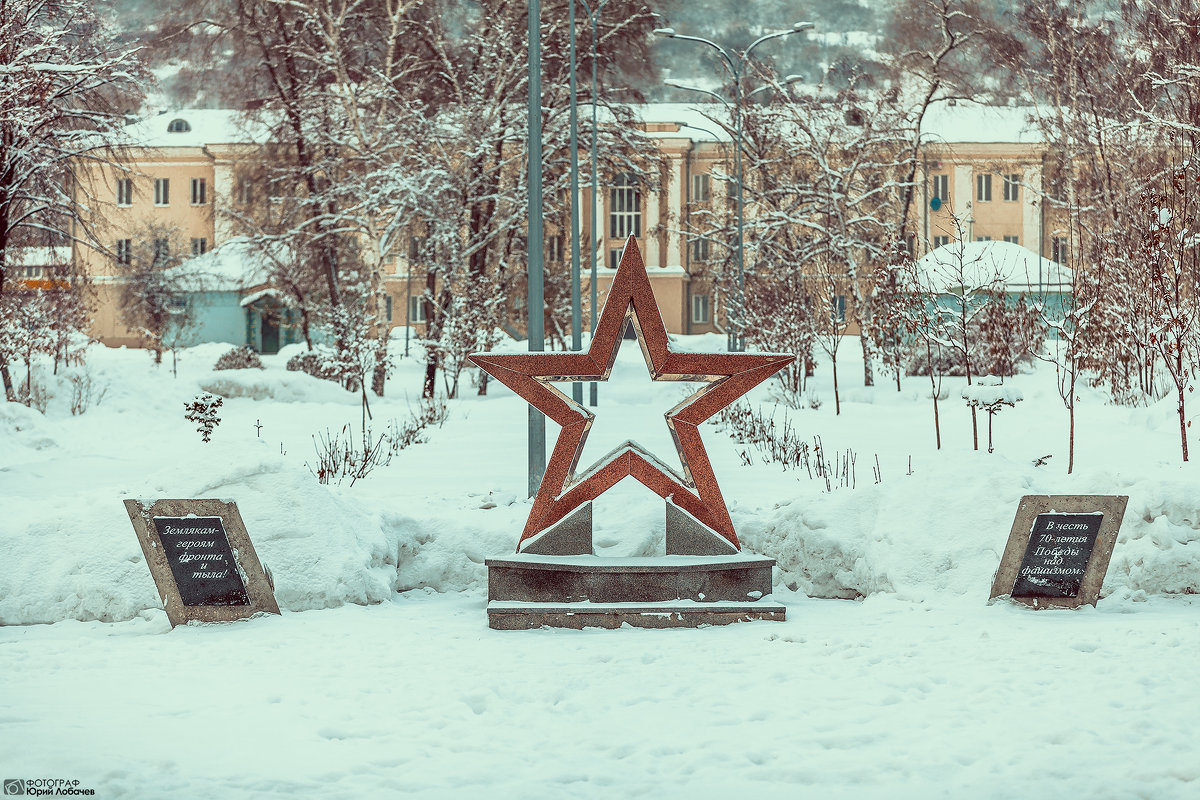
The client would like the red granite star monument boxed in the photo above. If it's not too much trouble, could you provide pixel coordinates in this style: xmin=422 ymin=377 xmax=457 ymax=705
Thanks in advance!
xmin=470 ymin=236 xmax=793 ymax=553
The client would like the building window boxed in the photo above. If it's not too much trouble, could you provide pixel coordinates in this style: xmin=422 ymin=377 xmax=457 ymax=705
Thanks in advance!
xmin=191 ymin=178 xmax=207 ymax=205
xmin=267 ymin=176 xmax=287 ymax=204
xmin=116 ymin=239 xmax=132 ymax=266
xmin=1003 ymin=173 xmax=1020 ymax=201
xmin=1048 ymin=174 xmax=1067 ymax=202
xmin=976 ymin=173 xmax=992 ymax=202
xmin=609 ymin=172 xmax=641 ymax=239
xmin=237 ymin=179 xmax=253 ymax=205
xmin=831 ymin=295 xmax=847 ymax=324
xmin=154 ymin=178 xmax=169 ymax=206
xmin=931 ymin=174 xmax=949 ymax=203
xmin=385 ymin=295 xmax=393 ymax=322
xmin=408 ymin=294 xmax=427 ymax=323
xmin=167 ymin=118 xmax=191 ymax=133
xmin=116 ymin=178 xmax=132 ymax=206
xmin=691 ymin=294 xmax=710 ymax=324
xmin=975 ymin=236 xmax=992 ymax=242
xmin=1052 ymin=236 xmax=1068 ymax=263
xmin=905 ymin=235 xmax=916 ymax=256
xmin=408 ymin=235 xmax=425 ymax=263
xmin=933 ymin=235 xmax=950 ymax=248
xmin=1004 ymin=235 xmax=1019 ymax=245
xmin=691 ymin=173 xmax=710 ymax=203
xmin=691 ymin=236 xmax=709 ymax=263
xmin=23 ymin=265 xmax=43 ymax=279
xmin=547 ymin=234 xmax=564 ymax=263
xmin=152 ymin=237 xmax=170 ymax=266
xmin=608 ymin=248 xmax=622 ymax=269
xmin=191 ymin=237 xmax=207 ymax=256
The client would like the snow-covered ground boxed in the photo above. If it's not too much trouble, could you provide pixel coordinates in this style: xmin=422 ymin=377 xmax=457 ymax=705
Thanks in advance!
xmin=2 ymin=336 xmax=1199 ymax=798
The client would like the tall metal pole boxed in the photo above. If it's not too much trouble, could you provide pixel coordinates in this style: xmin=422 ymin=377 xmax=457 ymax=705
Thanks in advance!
xmin=568 ymin=0 xmax=583 ymax=404
xmin=654 ymin=23 xmax=813 ymax=353
xmin=527 ymin=0 xmax=546 ymax=497
xmin=732 ymin=70 xmax=744 ymax=352
xmin=587 ymin=0 xmax=610 ymax=407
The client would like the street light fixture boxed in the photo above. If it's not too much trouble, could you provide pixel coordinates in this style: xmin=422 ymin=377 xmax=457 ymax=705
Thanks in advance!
xmin=655 ymin=23 xmax=814 ymax=351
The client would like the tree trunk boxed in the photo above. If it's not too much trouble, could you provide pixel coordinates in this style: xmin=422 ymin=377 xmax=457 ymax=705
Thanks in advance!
xmin=1068 ymin=401 xmax=1075 ymax=475
xmin=1067 ymin=370 xmax=1077 ymax=474
xmin=371 ymin=322 xmax=388 ymax=397
xmin=1 ymin=362 xmax=13 ymax=402
xmin=371 ymin=352 xmax=388 ymax=397
xmin=859 ymin=334 xmax=874 ymax=387
xmin=423 ymin=356 xmax=438 ymax=400
xmin=832 ymin=356 xmax=841 ymax=416
xmin=1178 ymin=387 xmax=1189 ymax=462
xmin=928 ymin=365 xmax=941 ymax=450
xmin=477 ymin=371 xmax=489 ymax=396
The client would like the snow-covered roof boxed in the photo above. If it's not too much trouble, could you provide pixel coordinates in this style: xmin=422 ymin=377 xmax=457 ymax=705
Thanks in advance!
xmin=913 ymin=240 xmax=1071 ymax=294
xmin=161 ymin=237 xmax=278 ymax=292
xmin=4 ymin=246 xmax=72 ymax=267
xmin=632 ymin=101 xmax=1047 ymax=146
xmin=118 ymin=109 xmax=269 ymax=148
xmin=635 ymin=103 xmax=733 ymax=142
xmin=240 ymin=288 xmax=288 ymax=307
xmin=920 ymin=101 xmax=1044 ymax=145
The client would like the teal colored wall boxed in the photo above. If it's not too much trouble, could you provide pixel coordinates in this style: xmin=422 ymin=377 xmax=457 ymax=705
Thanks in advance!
xmin=166 ymin=291 xmax=246 ymax=347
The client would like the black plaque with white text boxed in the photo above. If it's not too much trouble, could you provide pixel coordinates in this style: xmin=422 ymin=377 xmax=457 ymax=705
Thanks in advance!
xmin=153 ymin=516 xmax=250 ymax=606
xmin=1010 ymin=513 xmax=1102 ymax=598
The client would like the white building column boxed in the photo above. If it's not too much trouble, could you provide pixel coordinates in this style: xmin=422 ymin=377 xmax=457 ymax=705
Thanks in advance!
xmin=1023 ymin=162 xmax=1042 ymax=254
xmin=211 ymin=157 xmax=236 ymax=245
xmin=664 ymin=147 xmax=683 ymax=267
xmin=953 ymin=163 xmax=973 ymax=237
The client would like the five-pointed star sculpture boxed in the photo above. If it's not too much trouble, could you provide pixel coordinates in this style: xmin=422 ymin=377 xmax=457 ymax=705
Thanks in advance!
xmin=470 ymin=236 xmax=793 ymax=552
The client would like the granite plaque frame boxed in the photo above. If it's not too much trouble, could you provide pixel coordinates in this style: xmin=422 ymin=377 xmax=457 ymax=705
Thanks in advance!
xmin=989 ymin=494 xmax=1128 ymax=609
xmin=125 ymin=498 xmax=280 ymax=627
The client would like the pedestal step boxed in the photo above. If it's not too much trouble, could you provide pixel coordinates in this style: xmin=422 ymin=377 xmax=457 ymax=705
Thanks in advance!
xmin=486 ymin=554 xmax=784 ymax=629
xmin=487 ymin=554 xmax=776 ymax=604
xmin=487 ymin=599 xmax=786 ymax=630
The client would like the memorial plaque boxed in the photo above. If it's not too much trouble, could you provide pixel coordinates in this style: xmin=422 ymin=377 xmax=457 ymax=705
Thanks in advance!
xmin=153 ymin=517 xmax=250 ymax=606
xmin=126 ymin=499 xmax=280 ymax=627
xmin=1010 ymin=513 xmax=1102 ymax=598
xmin=990 ymin=495 xmax=1128 ymax=609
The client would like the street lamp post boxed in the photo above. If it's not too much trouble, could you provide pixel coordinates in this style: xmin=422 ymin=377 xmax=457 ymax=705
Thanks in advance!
xmin=568 ymin=0 xmax=583 ymax=404
xmin=654 ymin=24 xmax=813 ymax=351
xmin=577 ymin=0 xmax=612 ymax=406
xmin=528 ymin=0 xmax=546 ymax=497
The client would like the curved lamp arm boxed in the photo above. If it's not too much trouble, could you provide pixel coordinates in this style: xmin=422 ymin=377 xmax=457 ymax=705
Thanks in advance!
xmin=664 ymin=79 xmax=730 ymax=107
xmin=654 ymin=28 xmax=736 ymax=76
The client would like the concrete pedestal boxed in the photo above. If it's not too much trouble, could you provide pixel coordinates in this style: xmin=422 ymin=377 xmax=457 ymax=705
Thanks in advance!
xmin=486 ymin=554 xmax=784 ymax=630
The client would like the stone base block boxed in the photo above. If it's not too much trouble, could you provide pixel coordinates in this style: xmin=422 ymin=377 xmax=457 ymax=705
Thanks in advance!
xmin=487 ymin=600 xmax=786 ymax=630
xmin=486 ymin=554 xmax=783 ymax=629
xmin=487 ymin=554 xmax=775 ymax=604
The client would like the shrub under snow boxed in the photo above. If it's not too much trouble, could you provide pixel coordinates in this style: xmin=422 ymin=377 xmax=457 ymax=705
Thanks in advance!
xmin=214 ymin=346 xmax=264 ymax=371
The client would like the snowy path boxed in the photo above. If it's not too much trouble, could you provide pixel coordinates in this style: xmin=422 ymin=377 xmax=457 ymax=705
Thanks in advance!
xmin=3 ymin=591 xmax=1198 ymax=799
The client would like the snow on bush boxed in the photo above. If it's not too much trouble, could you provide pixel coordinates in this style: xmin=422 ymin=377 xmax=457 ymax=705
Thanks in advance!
xmin=286 ymin=350 xmax=341 ymax=383
xmin=214 ymin=346 xmax=264 ymax=371
xmin=199 ymin=370 xmax=356 ymax=403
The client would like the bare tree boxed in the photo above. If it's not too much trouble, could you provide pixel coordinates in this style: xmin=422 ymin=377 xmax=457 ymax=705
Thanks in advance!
xmin=882 ymin=254 xmax=949 ymax=448
xmin=0 ymin=0 xmax=145 ymax=400
xmin=1138 ymin=164 xmax=1200 ymax=461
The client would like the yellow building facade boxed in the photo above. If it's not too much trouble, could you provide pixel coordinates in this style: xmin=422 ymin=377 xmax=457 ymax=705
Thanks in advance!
xmin=74 ymin=103 xmax=1067 ymax=351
